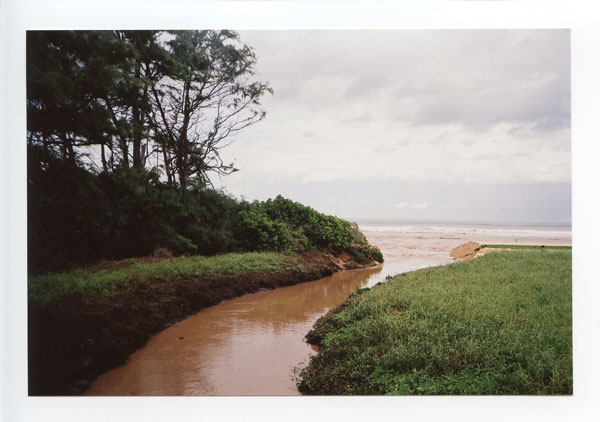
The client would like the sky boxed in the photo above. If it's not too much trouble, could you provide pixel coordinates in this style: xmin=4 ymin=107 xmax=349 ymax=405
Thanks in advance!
xmin=213 ymin=29 xmax=571 ymax=224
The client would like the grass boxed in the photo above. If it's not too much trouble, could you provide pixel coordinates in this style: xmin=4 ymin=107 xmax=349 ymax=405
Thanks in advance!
xmin=478 ymin=244 xmax=571 ymax=251
xmin=29 ymin=252 xmax=298 ymax=306
xmin=299 ymin=249 xmax=572 ymax=395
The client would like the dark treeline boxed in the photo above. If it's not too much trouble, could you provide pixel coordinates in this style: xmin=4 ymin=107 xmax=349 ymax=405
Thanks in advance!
xmin=27 ymin=30 xmax=383 ymax=274
xmin=27 ymin=30 xmax=271 ymax=186
xmin=28 ymin=147 xmax=369 ymax=273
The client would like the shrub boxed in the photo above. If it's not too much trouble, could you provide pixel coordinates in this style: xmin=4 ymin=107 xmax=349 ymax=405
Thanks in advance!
xmin=28 ymin=147 xmax=381 ymax=273
xmin=236 ymin=207 xmax=291 ymax=251
xmin=236 ymin=195 xmax=356 ymax=253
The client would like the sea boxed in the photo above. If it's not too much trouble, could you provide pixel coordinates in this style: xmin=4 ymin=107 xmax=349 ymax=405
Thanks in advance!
xmin=353 ymin=219 xmax=572 ymax=282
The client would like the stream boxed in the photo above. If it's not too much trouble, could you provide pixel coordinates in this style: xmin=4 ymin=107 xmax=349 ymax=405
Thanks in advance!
xmin=85 ymin=221 xmax=570 ymax=395
xmin=86 ymin=256 xmax=449 ymax=395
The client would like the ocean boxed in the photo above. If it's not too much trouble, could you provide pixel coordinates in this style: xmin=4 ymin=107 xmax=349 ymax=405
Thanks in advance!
xmin=354 ymin=219 xmax=571 ymax=284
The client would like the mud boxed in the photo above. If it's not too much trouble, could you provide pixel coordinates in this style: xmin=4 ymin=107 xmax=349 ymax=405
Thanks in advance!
xmin=28 ymin=250 xmax=374 ymax=396
xmin=450 ymin=241 xmax=482 ymax=260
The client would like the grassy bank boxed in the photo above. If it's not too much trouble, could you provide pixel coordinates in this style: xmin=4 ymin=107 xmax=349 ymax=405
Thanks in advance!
xmin=29 ymin=248 xmax=378 ymax=395
xmin=29 ymin=251 xmax=298 ymax=306
xmin=478 ymin=244 xmax=571 ymax=251
xmin=299 ymin=249 xmax=572 ymax=395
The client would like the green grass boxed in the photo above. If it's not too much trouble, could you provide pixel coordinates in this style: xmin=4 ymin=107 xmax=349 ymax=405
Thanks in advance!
xmin=478 ymin=244 xmax=571 ymax=251
xmin=299 ymin=249 xmax=572 ymax=395
xmin=29 ymin=252 xmax=297 ymax=306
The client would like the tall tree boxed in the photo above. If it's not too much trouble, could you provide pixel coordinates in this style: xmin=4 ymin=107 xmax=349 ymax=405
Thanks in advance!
xmin=27 ymin=30 xmax=271 ymax=186
xmin=149 ymin=30 xmax=272 ymax=190
xmin=103 ymin=30 xmax=168 ymax=171
xmin=27 ymin=30 xmax=158 ymax=171
xmin=27 ymin=31 xmax=117 ymax=165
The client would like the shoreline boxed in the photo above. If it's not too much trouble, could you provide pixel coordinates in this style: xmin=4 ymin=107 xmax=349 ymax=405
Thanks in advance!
xmin=28 ymin=249 xmax=378 ymax=396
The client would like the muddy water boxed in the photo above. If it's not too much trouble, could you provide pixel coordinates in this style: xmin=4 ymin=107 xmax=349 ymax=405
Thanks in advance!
xmin=86 ymin=221 xmax=570 ymax=396
xmin=85 ymin=266 xmax=388 ymax=396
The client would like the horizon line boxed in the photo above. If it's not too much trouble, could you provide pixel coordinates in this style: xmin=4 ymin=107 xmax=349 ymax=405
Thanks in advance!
xmin=340 ymin=217 xmax=572 ymax=227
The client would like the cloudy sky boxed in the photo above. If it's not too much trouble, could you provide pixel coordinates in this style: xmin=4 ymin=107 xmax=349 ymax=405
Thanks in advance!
xmin=215 ymin=30 xmax=571 ymax=223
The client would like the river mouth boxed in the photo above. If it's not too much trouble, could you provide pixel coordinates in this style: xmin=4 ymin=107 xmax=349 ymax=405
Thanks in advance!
xmin=84 ymin=222 xmax=570 ymax=396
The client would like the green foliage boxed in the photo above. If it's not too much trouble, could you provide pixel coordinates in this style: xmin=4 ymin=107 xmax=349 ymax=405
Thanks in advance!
xmin=27 ymin=31 xmax=136 ymax=164
xmin=152 ymin=30 xmax=272 ymax=189
xmin=478 ymin=244 xmax=571 ymax=251
xmin=26 ymin=30 xmax=382 ymax=275
xmin=368 ymin=245 xmax=384 ymax=263
xmin=28 ymin=30 xmax=271 ymax=186
xmin=28 ymin=148 xmax=379 ymax=274
xmin=346 ymin=244 xmax=385 ymax=264
xmin=177 ymin=188 xmax=248 ymax=255
xmin=28 ymin=145 xmax=240 ymax=273
xmin=28 ymin=147 xmax=104 ymax=272
xmin=28 ymin=146 xmax=199 ymax=273
xmin=299 ymin=250 xmax=572 ymax=395
xmin=235 ymin=195 xmax=356 ymax=253
xmin=237 ymin=207 xmax=291 ymax=251
xmin=29 ymin=252 xmax=296 ymax=306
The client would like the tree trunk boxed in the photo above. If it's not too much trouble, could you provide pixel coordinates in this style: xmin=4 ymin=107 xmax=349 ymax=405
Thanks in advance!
xmin=132 ymin=59 xmax=143 ymax=170
xmin=62 ymin=132 xmax=75 ymax=163
xmin=119 ymin=138 xmax=129 ymax=168
xmin=161 ymin=142 xmax=173 ymax=185
xmin=101 ymin=142 xmax=108 ymax=172
xmin=177 ymin=78 xmax=192 ymax=192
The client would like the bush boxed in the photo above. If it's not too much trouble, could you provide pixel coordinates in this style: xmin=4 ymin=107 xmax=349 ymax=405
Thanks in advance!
xmin=236 ymin=195 xmax=356 ymax=253
xmin=28 ymin=147 xmax=196 ymax=273
xmin=28 ymin=147 xmax=105 ymax=273
xmin=28 ymin=147 xmax=382 ymax=274
xmin=177 ymin=188 xmax=247 ymax=255
xmin=27 ymin=151 xmax=199 ymax=273
xmin=236 ymin=207 xmax=291 ymax=251
xmin=346 ymin=244 xmax=384 ymax=265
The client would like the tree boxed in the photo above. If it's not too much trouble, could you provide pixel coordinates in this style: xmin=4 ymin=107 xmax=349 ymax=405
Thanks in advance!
xmin=27 ymin=31 xmax=117 ymax=165
xmin=149 ymin=30 xmax=272 ymax=190
xmin=27 ymin=30 xmax=150 ymax=171
xmin=100 ymin=30 xmax=169 ymax=171
xmin=27 ymin=30 xmax=271 ymax=188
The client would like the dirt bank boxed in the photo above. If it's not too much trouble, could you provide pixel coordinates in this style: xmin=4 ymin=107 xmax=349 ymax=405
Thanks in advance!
xmin=28 ymin=250 xmax=375 ymax=396
xmin=450 ymin=241 xmax=482 ymax=260
xmin=450 ymin=242 xmax=516 ymax=261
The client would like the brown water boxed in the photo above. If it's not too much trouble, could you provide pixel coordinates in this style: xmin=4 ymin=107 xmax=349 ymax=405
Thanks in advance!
xmin=85 ymin=266 xmax=385 ymax=395
xmin=85 ymin=221 xmax=571 ymax=396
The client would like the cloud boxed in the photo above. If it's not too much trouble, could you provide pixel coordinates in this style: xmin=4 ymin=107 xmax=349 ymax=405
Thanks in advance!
xmin=244 ymin=29 xmax=569 ymax=129
xmin=344 ymin=75 xmax=390 ymax=100
xmin=343 ymin=111 xmax=374 ymax=123
xmin=395 ymin=201 xmax=429 ymax=210
xmin=219 ymin=30 xmax=570 ymax=187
